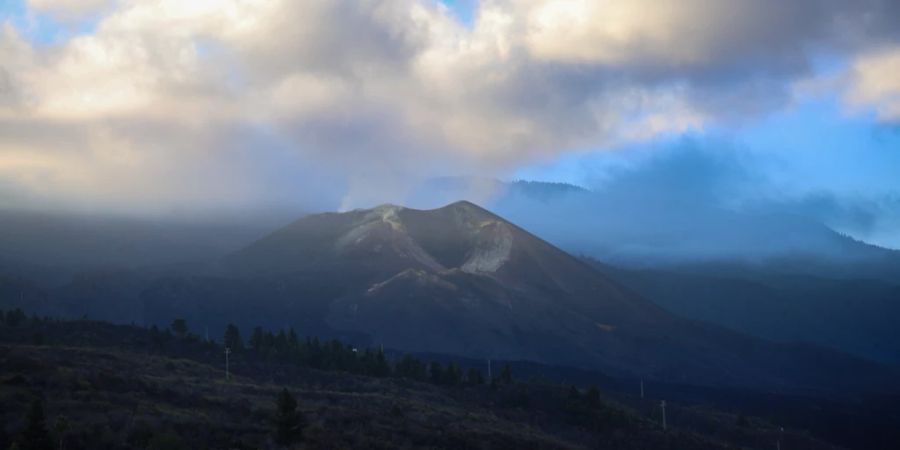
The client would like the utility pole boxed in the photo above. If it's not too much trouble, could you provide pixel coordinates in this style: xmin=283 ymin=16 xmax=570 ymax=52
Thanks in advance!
xmin=640 ymin=378 xmax=644 ymax=399
xmin=224 ymin=347 xmax=231 ymax=381
xmin=777 ymin=426 xmax=783 ymax=450
xmin=660 ymin=400 xmax=667 ymax=431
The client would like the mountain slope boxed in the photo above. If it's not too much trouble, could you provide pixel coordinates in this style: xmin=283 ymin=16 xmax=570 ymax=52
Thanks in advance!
xmin=589 ymin=262 xmax=900 ymax=365
xmin=213 ymin=201 xmax=896 ymax=393
xmin=408 ymin=177 xmax=900 ymax=282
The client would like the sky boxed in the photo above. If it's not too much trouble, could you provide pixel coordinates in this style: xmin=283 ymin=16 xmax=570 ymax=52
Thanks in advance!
xmin=0 ymin=0 xmax=899 ymax=248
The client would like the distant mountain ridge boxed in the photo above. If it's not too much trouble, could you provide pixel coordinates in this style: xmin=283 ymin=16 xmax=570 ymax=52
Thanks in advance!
xmin=412 ymin=176 xmax=900 ymax=282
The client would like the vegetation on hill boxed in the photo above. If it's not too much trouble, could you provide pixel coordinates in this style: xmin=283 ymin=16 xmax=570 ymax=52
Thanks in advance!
xmin=0 ymin=309 xmax=838 ymax=450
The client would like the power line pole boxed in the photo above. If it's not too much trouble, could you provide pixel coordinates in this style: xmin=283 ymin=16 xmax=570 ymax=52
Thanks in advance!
xmin=777 ymin=426 xmax=783 ymax=450
xmin=225 ymin=347 xmax=231 ymax=381
xmin=640 ymin=378 xmax=644 ymax=399
xmin=660 ymin=400 xmax=667 ymax=431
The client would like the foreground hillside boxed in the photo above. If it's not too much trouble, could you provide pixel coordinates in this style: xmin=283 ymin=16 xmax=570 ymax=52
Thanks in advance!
xmin=0 ymin=313 xmax=841 ymax=450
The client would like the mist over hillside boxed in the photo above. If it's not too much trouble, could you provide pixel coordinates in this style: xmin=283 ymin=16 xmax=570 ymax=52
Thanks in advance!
xmin=4 ymin=175 xmax=897 ymax=282
xmin=0 ymin=209 xmax=292 ymax=283
xmin=4 ymin=139 xmax=898 ymax=284
xmin=403 ymin=174 xmax=900 ymax=282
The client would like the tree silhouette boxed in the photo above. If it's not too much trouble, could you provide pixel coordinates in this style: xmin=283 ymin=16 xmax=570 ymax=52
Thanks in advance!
xmin=568 ymin=385 xmax=581 ymax=400
xmin=500 ymin=364 xmax=513 ymax=384
xmin=287 ymin=328 xmax=299 ymax=348
xmin=169 ymin=319 xmax=188 ymax=338
xmin=466 ymin=367 xmax=484 ymax=385
xmin=250 ymin=326 xmax=264 ymax=352
xmin=19 ymin=398 xmax=52 ymax=450
xmin=586 ymin=386 xmax=601 ymax=408
xmin=429 ymin=362 xmax=444 ymax=385
xmin=395 ymin=355 xmax=426 ymax=380
xmin=445 ymin=362 xmax=462 ymax=386
xmin=274 ymin=388 xmax=304 ymax=446
xmin=224 ymin=324 xmax=243 ymax=352
xmin=5 ymin=308 xmax=27 ymax=327
xmin=53 ymin=416 xmax=69 ymax=450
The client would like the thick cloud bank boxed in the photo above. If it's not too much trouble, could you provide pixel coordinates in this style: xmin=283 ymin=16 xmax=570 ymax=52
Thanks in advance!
xmin=0 ymin=0 xmax=899 ymax=214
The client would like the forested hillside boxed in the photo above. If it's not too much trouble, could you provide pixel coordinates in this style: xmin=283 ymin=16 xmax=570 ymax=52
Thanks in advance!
xmin=0 ymin=310 xmax=842 ymax=450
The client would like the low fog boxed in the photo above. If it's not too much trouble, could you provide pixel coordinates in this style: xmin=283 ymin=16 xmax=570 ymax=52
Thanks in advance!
xmin=2 ymin=0 xmax=899 ymax=276
xmin=401 ymin=142 xmax=900 ymax=267
xmin=3 ymin=139 xmax=898 ymax=283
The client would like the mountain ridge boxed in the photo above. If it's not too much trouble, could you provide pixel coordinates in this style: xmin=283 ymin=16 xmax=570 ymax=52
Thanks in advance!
xmin=214 ymin=201 xmax=897 ymax=393
xmin=0 ymin=200 xmax=896 ymax=393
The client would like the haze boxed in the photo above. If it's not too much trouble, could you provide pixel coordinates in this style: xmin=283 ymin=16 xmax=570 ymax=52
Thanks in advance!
xmin=0 ymin=0 xmax=898 ymax=250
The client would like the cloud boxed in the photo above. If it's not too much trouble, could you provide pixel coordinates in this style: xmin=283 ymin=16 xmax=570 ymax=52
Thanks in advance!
xmin=521 ymin=0 xmax=818 ymax=68
xmin=844 ymin=46 xmax=900 ymax=121
xmin=1 ymin=0 xmax=899 ymax=215
xmin=25 ymin=0 xmax=113 ymax=21
xmin=483 ymin=141 xmax=900 ymax=261
xmin=511 ymin=0 xmax=900 ymax=117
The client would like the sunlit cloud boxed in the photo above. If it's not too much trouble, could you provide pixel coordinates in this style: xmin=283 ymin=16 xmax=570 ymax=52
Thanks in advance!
xmin=26 ymin=0 xmax=113 ymax=20
xmin=845 ymin=46 xmax=900 ymax=121
xmin=0 ymin=0 xmax=898 ymax=215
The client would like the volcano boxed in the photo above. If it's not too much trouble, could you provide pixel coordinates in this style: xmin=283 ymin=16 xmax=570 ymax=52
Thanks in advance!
xmin=213 ymin=201 xmax=895 ymax=391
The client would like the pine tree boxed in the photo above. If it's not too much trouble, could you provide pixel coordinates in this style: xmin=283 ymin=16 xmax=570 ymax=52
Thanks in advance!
xmin=395 ymin=355 xmax=425 ymax=380
xmin=500 ymin=364 xmax=513 ymax=384
xmin=287 ymin=328 xmax=299 ymax=349
xmin=586 ymin=386 xmax=601 ymax=408
xmin=466 ymin=367 xmax=484 ymax=385
xmin=274 ymin=388 xmax=304 ymax=446
xmin=224 ymin=324 xmax=243 ymax=352
xmin=250 ymin=326 xmax=264 ymax=352
xmin=264 ymin=332 xmax=277 ymax=356
xmin=445 ymin=362 xmax=462 ymax=386
xmin=170 ymin=319 xmax=188 ymax=338
xmin=6 ymin=308 xmax=26 ymax=327
xmin=53 ymin=416 xmax=69 ymax=450
xmin=373 ymin=350 xmax=391 ymax=377
xmin=19 ymin=398 xmax=52 ymax=450
xmin=275 ymin=330 xmax=288 ymax=352
xmin=429 ymin=362 xmax=444 ymax=385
